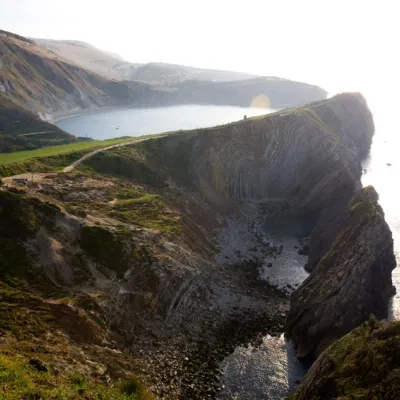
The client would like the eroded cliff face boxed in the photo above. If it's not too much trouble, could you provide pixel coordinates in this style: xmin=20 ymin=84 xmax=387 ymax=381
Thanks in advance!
xmin=286 ymin=186 xmax=396 ymax=358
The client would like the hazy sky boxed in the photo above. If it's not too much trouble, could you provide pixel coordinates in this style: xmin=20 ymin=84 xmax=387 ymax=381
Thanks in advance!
xmin=1 ymin=0 xmax=399 ymax=96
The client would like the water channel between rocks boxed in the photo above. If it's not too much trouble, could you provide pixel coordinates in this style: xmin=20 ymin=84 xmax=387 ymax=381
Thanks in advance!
xmin=215 ymin=202 xmax=311 ymax=399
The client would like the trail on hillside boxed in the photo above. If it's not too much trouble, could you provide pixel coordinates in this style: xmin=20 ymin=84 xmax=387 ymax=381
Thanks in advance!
xmin=2 ymin=136 xmax=156 ymax=184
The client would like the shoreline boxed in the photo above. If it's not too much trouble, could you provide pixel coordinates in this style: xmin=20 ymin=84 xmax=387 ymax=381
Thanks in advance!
xmin=48 ymin=105 xmax=134 ymax=124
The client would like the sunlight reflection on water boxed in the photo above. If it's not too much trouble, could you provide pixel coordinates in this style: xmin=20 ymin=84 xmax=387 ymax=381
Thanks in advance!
xmin=218 ymin=335 xmax=309 ymax=400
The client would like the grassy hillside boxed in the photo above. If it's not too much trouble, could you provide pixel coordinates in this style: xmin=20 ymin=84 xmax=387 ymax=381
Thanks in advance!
xmin=0 ymin=96 xmax=76 ymax=152
xmin=0 ymin=189 xmax=156 ymax=399
xmin=0 ymin=137 xmax=139 ymax=177
xmin=289 ymin=318 xmax=400 ymax=400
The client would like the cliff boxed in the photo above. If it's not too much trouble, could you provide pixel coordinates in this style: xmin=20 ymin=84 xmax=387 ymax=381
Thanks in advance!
xmin=82 ymin=92 xmax=394 ymax=363
xmin=0 ymin=93 xmax=391 ymax=398
xmin=132 ymin=93 xmax=372 ymax=216
xmin=286 ymin=186 xmax=396 ymax=358
xmin=288 ymin=318 xmax=400 ymax=400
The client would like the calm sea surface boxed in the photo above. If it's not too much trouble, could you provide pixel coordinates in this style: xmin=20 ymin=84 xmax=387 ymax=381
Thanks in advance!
xmin=56 ymin=104 xmax=273 ymax=140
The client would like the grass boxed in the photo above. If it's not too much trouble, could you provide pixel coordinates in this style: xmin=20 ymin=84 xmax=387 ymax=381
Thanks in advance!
xmin=289 ymin=318 xmax=400 ymax=400
xmin=0 ymin=137 xmax=137 ymax=166
xmin=0 ymin=353 xmax=154 ymax=400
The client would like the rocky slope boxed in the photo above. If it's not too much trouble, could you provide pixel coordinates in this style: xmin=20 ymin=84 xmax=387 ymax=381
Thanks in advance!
xmin=288 ymin=318 xmax=400 ymax=400
xmin=0 ymin=30 xmax=173 ymax=119
xmin=286 ymin=186 xmax=396 ymax=358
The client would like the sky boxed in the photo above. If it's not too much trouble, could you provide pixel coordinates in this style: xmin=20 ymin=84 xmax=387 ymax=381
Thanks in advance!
xmin=1 ymin=0 xmax=399 ymax=99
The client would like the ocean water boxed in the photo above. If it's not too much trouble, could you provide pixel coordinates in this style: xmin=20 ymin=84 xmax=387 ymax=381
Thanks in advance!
xmin=55 ymin=104 xmax=274 ymax=140
xmin=361 ymin=103 xmax=400 ymax=320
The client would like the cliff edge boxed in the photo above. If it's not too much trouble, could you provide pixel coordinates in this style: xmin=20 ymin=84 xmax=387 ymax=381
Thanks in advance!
xmin=286 ymin=186 xmax=396 ymax=358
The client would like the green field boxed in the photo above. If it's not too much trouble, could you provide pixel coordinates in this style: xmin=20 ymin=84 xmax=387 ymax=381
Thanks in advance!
xmin=0 ymin=137 xmax=137 ymax=166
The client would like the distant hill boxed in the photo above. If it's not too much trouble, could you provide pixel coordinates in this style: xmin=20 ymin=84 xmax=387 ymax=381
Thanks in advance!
xmin=127 ymin=62 xmax=257 ymax=85
xmin=33 ymin=38 xmax=257 ymax=84
xmin=171 ymin=77 xmax=328 ymax=108
xmin=33 ymin=38 xmax=143 ymax=81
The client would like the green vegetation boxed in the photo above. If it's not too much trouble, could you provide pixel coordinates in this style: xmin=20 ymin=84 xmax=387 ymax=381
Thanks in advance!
xmin=0 ymin=105 xmax=76 ymax=152
xmin=111 ymin=191 xmax=180 ymax=233
xmin=0 ymin=353 xmax=154 ymax=399
xmin=79 ymin=225 xmax=153 ymax=277
xmin=0 ymin=137 xmax=136 ymax=166
xmin=0 ymin=150 xmax=85 ymax=177
xmin=289 ymin=318 xmax=400 ymax=400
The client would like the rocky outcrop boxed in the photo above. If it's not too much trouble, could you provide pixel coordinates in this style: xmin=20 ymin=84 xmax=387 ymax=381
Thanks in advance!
xmin=288 ymin=318 xmax=400 ymax=400
xmin=286 ymin=186 xmax=396 ymax=358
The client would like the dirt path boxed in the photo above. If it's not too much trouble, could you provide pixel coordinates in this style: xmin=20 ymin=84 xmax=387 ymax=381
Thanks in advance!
xmin=2 ymin=136 xmax=159 ymax=185
xmin=62 ymin=139 xmax=141 ymax=172
xmin=18 ymin=131 xmax=58 ymax=136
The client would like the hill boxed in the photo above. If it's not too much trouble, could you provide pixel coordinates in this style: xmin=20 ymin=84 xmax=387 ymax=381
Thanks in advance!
xmin=127 ymin=62 xmax=257 ymax=85
xmin=0 ymin=30 xmax=172 ymax=119
xmin=33 ymin=38 xmax=257 ymax=84
xmin=171 ymin=76 xmax=328 ymax=108
xmin=34 ymin=38 xmax=143 ymax=81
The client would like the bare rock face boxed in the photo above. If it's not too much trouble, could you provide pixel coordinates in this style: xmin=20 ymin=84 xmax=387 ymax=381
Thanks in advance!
xmin=286 ymin=186 xmax=396 ymax=359
xmin=288 ymin=319 xmax=400 ymax=400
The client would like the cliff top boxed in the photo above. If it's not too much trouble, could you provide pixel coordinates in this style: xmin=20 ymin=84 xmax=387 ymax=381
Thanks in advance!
xmin=289 ymin=318 xmax=400 ymax=400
